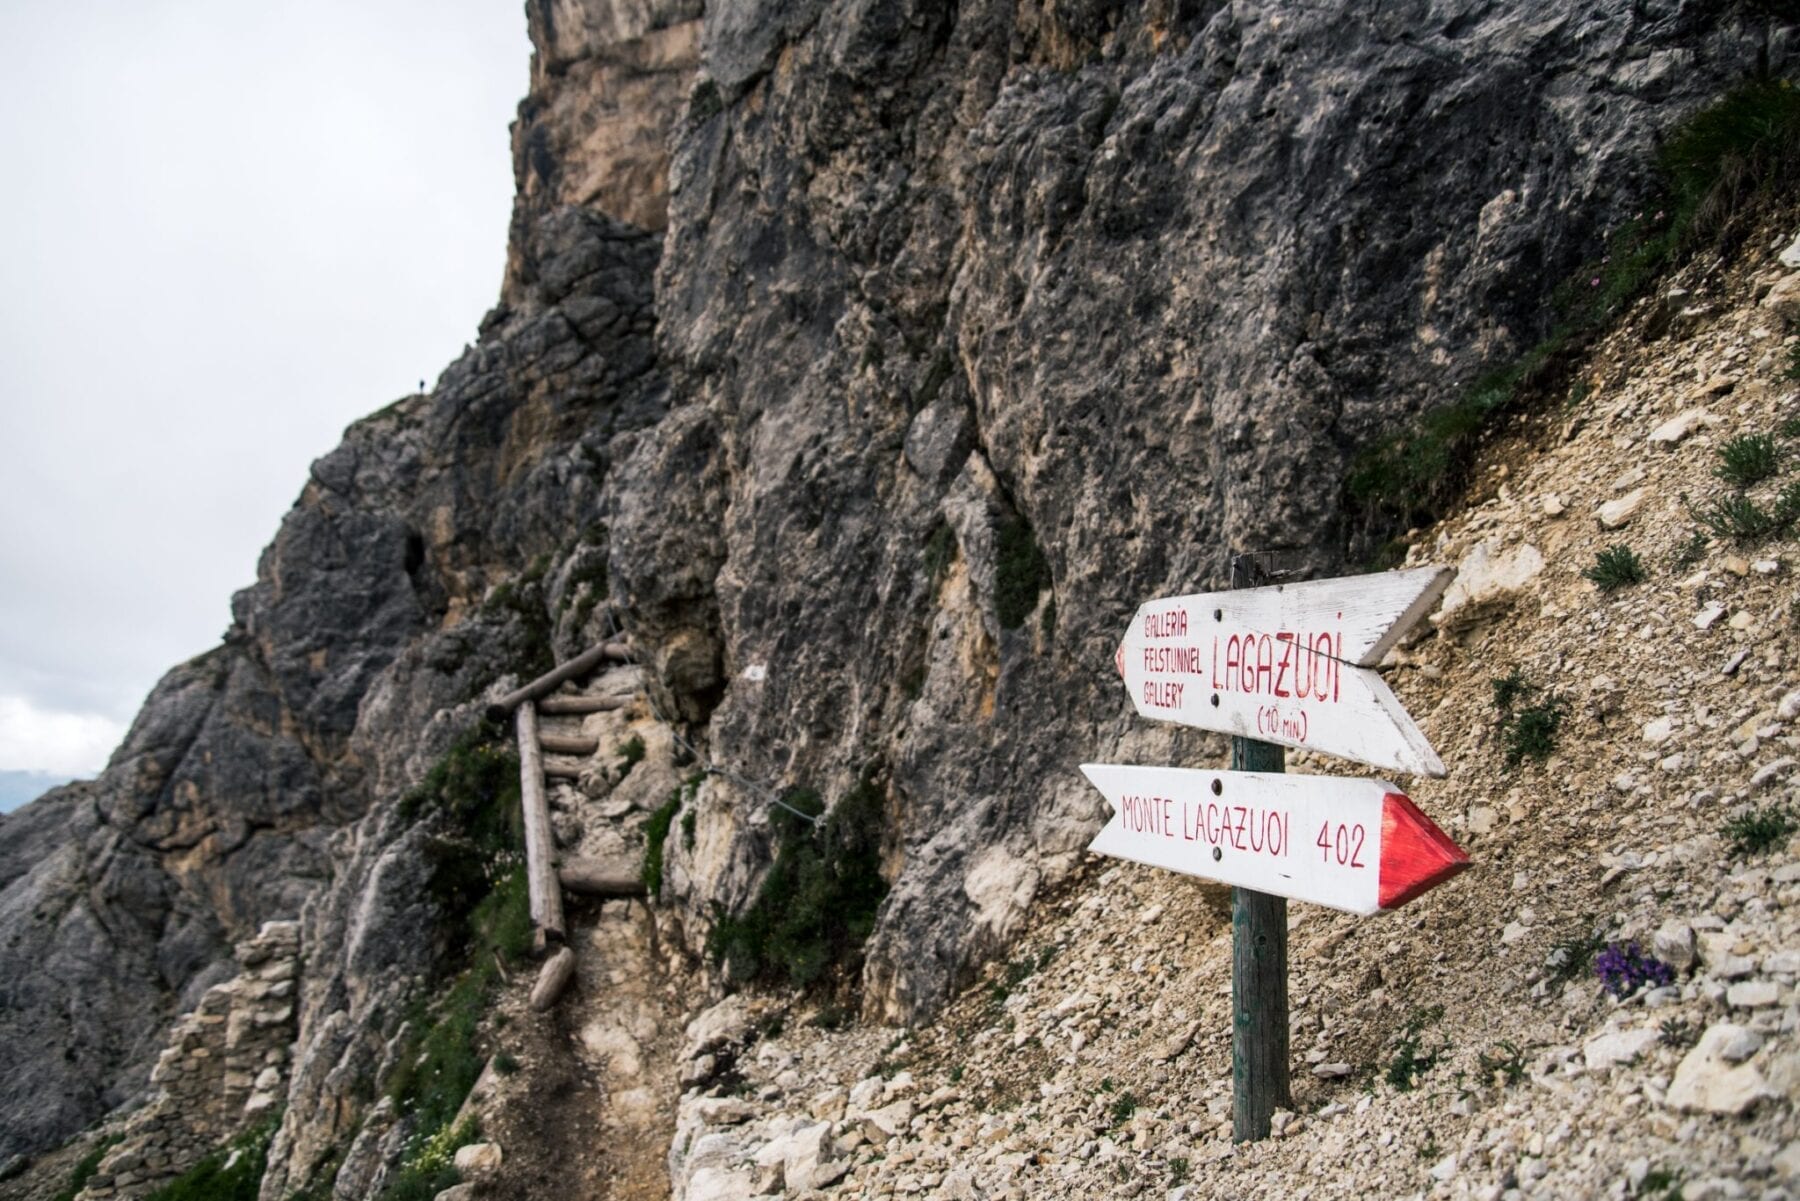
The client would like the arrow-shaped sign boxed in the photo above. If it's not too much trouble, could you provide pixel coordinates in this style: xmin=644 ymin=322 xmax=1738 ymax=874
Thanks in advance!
xmin=1082 ymin=763 xmax=1469 ymax=914
xmin=1114 ymin=566 xmax=1452 ymax=777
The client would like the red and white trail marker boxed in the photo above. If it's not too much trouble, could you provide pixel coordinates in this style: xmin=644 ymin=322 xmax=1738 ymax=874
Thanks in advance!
xmin=1114 ymin=566 xmax=1453 ymax=777
xmin=1081 ymin=763 xmax=1469 ymax=915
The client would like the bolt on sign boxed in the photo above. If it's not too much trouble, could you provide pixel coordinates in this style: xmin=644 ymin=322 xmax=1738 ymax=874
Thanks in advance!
xmin=1088 ymin=565 xmax=1468 ymax=910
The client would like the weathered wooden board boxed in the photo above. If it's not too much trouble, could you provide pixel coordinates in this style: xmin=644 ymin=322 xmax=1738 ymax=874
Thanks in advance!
xmin=516 ymin=701 xmax=565 ymax=942
xmin=1082 ymin=763 xmax=1468 ymax=915
xmin=1114 ymin=567 xmax=1452 ymax=777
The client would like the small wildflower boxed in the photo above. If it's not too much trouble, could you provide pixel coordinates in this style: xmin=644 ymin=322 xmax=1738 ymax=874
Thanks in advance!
xmin=1590 ymin=276 xmax=1602 ymax=287
xmin=1595 ymin=941 xmax=1675 ymax=998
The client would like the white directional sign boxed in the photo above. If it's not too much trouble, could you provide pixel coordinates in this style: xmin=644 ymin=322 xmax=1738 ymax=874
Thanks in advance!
xmin=1082 ymin=763 xmax=1469 ymax=914
xmin=1114 ymin=566 xmax=1452 ymax=777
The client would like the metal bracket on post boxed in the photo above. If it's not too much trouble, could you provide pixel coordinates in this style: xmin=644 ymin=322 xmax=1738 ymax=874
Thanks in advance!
xmin=1228 ymin=550 xmax=1296 ymax=1141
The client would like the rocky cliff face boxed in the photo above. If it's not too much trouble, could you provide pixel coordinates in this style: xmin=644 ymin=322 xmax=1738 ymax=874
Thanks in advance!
xmin=0 ymin=0 xmax=1789 ymax=1182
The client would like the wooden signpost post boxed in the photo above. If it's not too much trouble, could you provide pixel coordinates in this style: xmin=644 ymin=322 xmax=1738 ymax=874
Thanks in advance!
xmin=1085 ymin=557 xmax=1468 ymax=1141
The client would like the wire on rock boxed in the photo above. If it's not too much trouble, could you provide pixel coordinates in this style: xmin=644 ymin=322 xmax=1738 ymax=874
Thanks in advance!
xmin=599 ymin=609 xmax=821 ymax=827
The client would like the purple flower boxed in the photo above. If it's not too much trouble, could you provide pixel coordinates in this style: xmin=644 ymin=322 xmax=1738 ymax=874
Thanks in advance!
xmin=1591 ymin=277 xmax=1602 ymax=288
xmin=1595 ymin=941 xmax=1675 ymax=998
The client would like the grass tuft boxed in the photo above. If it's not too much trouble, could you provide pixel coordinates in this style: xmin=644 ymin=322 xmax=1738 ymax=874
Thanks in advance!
xmin=642 ymin=774 xmax=702 ymax=896
xmin=143 ymin=1121 xmax=276 ymax=1201
xmin=1723 ymin=804 xmax=1796 ymax=857
xmin=1583 ymin=544 xmax=1647 ymax=592
xmin=708 ymin=764 xmax=890 ymax=989
xmin=1385 ymin=1005 xmax=1447 ymax=1092
xmin=1715 ymin=434 xmax=1781 ymax=488
xmin=50 ymin=1135 xmax=123 ymax=1201
xmin=995 ymin=516 xmax=1051 ymax=630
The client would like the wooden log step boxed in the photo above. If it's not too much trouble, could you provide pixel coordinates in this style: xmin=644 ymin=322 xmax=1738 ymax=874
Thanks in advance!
xmin=559 ymin=856 xmax=646 ymax=897
xmin=487 ymin=641 xmax=631 ymax=721
xmin=538 ymin=695 xmax=630 ymax=715
xmin=530 ymin=946 xmax=576 ymax=1011
xmin=515 ymin=702 xmax=565 ymax=943
xmin=538 ymin=733 xmax=599 ymax=756
xmin=543 ymin=760 xmax=584 ymax=779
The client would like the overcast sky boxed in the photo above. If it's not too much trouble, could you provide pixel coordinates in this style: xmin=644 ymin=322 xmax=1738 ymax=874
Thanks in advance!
xmin=0 ymin=1 xmax=528 ymax=780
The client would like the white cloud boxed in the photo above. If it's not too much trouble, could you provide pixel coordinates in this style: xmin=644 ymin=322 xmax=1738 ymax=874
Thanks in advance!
xmin=0 ymin=695 xmax=123 ymax=777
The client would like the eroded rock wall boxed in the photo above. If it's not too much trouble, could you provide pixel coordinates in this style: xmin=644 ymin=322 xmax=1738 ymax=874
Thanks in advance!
xmin=634 ymin=0 xmax=1788 ymax=1021
xmin=1 ymin=0 xmax=1794 ymax=1186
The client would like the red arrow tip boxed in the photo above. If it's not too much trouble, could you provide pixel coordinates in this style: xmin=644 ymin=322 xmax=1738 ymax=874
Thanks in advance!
xmin=1378 ymin=792 xmax=1470 ymax=911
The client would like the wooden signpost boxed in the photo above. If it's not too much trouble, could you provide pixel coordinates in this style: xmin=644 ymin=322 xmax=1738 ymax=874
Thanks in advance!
xmin=1086 ymin=557 xmax=1468 ymax=1141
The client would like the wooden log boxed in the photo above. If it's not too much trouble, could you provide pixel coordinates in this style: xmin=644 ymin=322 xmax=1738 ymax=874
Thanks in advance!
xmin=543 ymin=760 xmax=584 ymax=780
xmin=529 ymin=946 xmax=576 ymax=1011
xmin=560 ymin=856 xmax=646 ymax=897
xmin=487 ymin=641 xmax=630 ymax=721
xmin=516 ymin=702 xmax=565 ymax=943
xmin=538 ymin=695 xmax=630 ymax=715
xmin=538 ymin=733 xmax=599 ymax=756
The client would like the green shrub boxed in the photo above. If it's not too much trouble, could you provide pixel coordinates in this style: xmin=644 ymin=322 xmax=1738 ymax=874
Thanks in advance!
xmin=1689 ymin=491 xmax=1788 ymax=543
xmin=1716 ymin=434 xmax=1781 ymax=488
xmin=708 ymin=765 xmax=890 ymax=988
xmin=1723 ymin=804 xmax=1796 ymax=856
xmin=1502 ymin=699 xmax=1564 ymax=768
xmin=1583 ymin=545 xmax=1648 ymax=591
xmin=641 ymin=786 xmax=685 ymax=897
xmin=616 ymin=735 xmax=646 ymax=780
xmin=144 ymin=1121 xmax=275 ymax=1201
xmin=1492 ymin=671 xmax=1563 ymax=767
xmin=401 ymin=726 xmax=523 ymax=956
xmin=995 ymin=516 xmax=1050 ymax=630
xmin=51 ymin=1135 xmax=122 ymax=1201
xmin=1491 ymin=668 xmax=1535 ymax=717
xmin=921 ymin=521 xmax=957 ymax=597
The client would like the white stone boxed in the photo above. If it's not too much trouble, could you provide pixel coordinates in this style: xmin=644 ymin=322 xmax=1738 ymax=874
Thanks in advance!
xmin=1667 ymin=1025 xmax=1780 ymax=1115
xmin=1653 ymin=922 xmax=1697 ymax=972
xmin=1727 ymin=980 xmax=1782 ymax=1009
xmin=1751 ymin=758 xmax=1797 ymax=790
xmin=1598 ymin=488 xmax=1647 ymax=529
xmin=1542 ymin=493 xmax=1567 ymax=517
xmin=1583 ymin=1027 xmax=1661 ymax=1071
xmin=684 ymin=1166 xmax=758 ymax=1201
xmin=1720 ymin=1028 xmax=1766 ymax=1062
xmin=1780 ymin=229 xmax=1800 ymax=269
xmin=1434 ymin=541 xmax=1546 ymax=632
xmin=755 ymin=1121 xmax=847 ymax=1192
xmin=452 ymin=1142 xmax=502 ymax=1177
xmin=1779 ymin=690 xmax=1800 ymax=722
xmin=1643 ymin=717 xmax=1676 ymax=744
xmin=1695 ymin=602 xmax=1728 ymax=630
xmin=848 ymin=1076 xmax=885 ymax=1113
xmin=681 ymin=995 xmax=758 ymax=1063
xmin=963 ymin=846 xmax=1040 ymax=943
xmin=1648 ymin=409 xmax=1712 ymax=446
